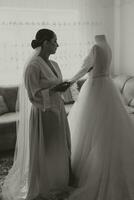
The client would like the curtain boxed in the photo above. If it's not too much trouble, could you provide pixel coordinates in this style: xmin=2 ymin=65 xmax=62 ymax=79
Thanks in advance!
xmin=0 ymin=2 xmax=114 ymax=84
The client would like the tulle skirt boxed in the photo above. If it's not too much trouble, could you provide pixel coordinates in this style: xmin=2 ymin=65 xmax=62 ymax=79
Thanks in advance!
xmin=68 ymin=75 xmax=134 ymax=200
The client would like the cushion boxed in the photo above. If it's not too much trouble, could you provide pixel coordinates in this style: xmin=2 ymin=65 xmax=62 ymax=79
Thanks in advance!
xmin=0 ymin=95 xmax=8 ymax=115
xmin=122 ymin=77 xmax=134 ymax=105
xmin=0 ymin=112 xmax=19 ymax=124
xmin=113 ymin=75 xmax=134 ymax=105
xmin=113 ymin=75 xmax=131 ymax=93
xmin=0 ymin=87 xmax=18 ymax=112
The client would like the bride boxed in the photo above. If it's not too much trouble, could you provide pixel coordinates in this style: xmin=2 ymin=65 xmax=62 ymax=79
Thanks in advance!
xmin=67 ymin=34 xmax=134 ymax=200
xmin=1 ymin=29 xmax=71 ymax=200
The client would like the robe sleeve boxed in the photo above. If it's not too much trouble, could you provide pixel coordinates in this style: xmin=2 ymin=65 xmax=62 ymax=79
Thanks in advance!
xmin=25 ymin=64 xmax=61 ymax=110
xmin=70 ymin=45 xmax=96 ymax=83
xmin=26 ymin=64 xmax=61 ymax=95
xmin=25 ymin=64 xmax=42 ymax=100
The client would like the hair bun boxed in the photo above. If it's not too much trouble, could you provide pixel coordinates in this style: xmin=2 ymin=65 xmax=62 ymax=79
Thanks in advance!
xmin=31 ymin=40 xmax=40 ymax=49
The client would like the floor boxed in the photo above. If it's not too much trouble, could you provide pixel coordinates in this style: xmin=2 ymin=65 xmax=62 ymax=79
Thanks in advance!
xmin=0 ymin=150 xmax=74 ymax=200
xmin=0 ymin=150 xmax=14 ymax=194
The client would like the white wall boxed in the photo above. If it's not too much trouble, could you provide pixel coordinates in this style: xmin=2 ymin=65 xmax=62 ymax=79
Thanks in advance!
xmin=114 ymin=0 xmax=134 ymax=75
xmin=120 ymin=0 xmax=134 ymax=75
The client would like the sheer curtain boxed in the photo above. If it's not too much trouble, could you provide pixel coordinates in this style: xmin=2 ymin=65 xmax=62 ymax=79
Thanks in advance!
xmin=0 ymin=8 xmax=82 ymax=84
xmin=0 ymin=1 xmax=114 ymax=85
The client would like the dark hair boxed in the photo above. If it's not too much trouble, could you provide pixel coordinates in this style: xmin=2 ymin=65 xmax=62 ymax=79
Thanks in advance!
xmin=31 ymin=29 xmax=55 ymax=49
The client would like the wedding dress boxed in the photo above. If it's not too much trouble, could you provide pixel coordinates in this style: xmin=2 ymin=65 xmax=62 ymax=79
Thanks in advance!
xmin=68 ymin=35 xmax=134 ymax=200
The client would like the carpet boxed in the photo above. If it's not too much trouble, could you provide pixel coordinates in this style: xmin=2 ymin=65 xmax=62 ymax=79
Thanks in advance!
xmin=0 ymin=151 xmax=74 ymax=200
xmin=0 ymin=151 xmax=14 ymax=194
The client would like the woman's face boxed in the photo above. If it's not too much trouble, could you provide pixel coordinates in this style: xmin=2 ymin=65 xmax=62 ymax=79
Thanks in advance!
xmin=45 ymin=34 xmax=59 ymax=54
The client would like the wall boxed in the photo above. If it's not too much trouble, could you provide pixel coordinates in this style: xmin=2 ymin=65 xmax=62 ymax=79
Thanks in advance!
xmin=114 ymin=0 xmax=134 ymax=75
xmin=120 ymin=0 xmax=134 ymax=75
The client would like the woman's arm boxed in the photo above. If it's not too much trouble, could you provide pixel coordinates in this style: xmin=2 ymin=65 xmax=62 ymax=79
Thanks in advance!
xmin=69 ymin=66 xmax=93 ymax=84
xmin=39 ymin=78 xmax=61 ymax=90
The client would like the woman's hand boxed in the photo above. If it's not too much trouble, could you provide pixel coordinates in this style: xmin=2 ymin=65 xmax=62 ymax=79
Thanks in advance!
xmin=65 ymin=79 xmax=75 ymax=86
xmin=51 ymin=81 xmax=71 ymax=92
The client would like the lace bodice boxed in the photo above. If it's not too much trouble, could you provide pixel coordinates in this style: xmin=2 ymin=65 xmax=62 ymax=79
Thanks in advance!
xmin=92 ymin=43 xmax=112 ymax=78
xmin=70 ymin=40 xmax=112 ymax=82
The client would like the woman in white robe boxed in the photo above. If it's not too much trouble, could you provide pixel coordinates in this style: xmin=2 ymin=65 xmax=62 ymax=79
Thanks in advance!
xmin=2 ymin=29 xmax=71 ymax=200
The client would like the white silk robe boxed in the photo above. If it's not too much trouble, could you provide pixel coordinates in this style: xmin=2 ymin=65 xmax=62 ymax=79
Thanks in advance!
xmin=25 ymin=56 xmax=71 ymax=200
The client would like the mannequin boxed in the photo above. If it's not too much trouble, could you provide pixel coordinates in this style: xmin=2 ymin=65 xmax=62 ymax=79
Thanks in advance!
xmin=66 ymin=33 xmax=134 ymax=200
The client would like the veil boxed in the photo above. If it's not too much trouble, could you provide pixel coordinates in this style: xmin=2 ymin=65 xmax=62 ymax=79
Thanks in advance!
xmin=2 ymin=47 xmax=41 ymax=200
